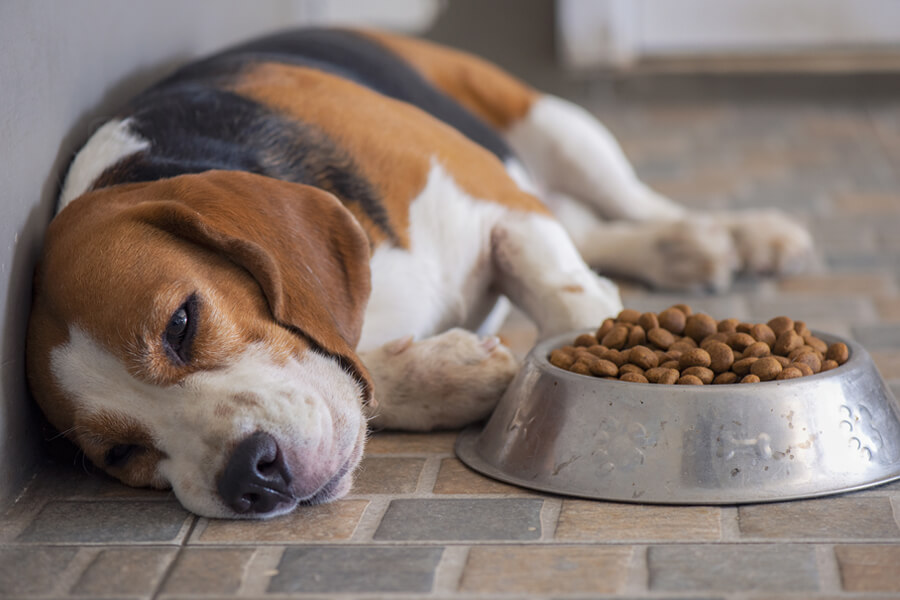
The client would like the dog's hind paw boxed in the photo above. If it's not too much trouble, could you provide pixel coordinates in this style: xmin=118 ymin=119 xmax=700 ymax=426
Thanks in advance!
xmin=361 ymin=328 xmax=518 ymax=431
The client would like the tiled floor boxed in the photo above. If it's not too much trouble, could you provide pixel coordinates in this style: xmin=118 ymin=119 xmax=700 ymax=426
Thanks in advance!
xmin=4 ymin=83 xmax=900 ymax=598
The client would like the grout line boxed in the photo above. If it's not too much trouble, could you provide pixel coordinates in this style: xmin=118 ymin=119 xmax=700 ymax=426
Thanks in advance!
xmin=415 ymin=456 xmax=444 ymax=497
xmin=720 ymin=506 xmax=742 ymax=541
xmin=815 ymin=544 xmax=843 ymax=594
xmin=349 ymin=496 xmax=392 ymax=542
xmin=239 ymin=545 xmax=285 ymax=596
xmin=151 ymin=516 xmax=198 ymax=600
xmin=432 ymin=545 xmax=470 ymax=595
xmin=622 ymin=544 xmax=648 ymax=596
xmin=57 ymin=546 xmax=102 ymax=596
xmin=539 ymin=497 xmax=561 ymax=541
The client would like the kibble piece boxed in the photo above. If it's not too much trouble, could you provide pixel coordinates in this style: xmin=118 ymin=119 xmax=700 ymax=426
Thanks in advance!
xmin=658 ymin=308 xmax=687 ymax=334
xmin=740 ymin=374 xmax=761 ymax=384
xmin=657 ymin=369 xmax=680 ymax=384
xmin=677 ymin=374 xmax=704 ymax=385
xmin=647 ymin=327 xmax=676 ymax=350
xmin=659 ymin=360 xmax=680 ymax=370
xmin=639 ymin=312 xmax=660 ymax=331
xmin=826 ymin=342 xmax=850 ymax=365
xmin=671 ymin=303 xmax=693 ymax=316
xmin=628 ymin=345 xmax=659 ymax=370
xmin=788 ymin=346 xmax=816 ymax=361
xmin=751 ymin=356 xmax=783 ymax=381
xmin=619 ymin=372 xmax=649 ymax=383
xmin=601 ymin=324 xmax=630 ymax=350
xmin=586 ymin=344 xmax=608 ymax=357
xmin=774 ymin=355 xmax=792 ymax=368
xmin=590 ymin=359 xmax=619 ymax=378
xmin=617 ymin=308 xmax=642 ymax=324
xmin=670 ymin=338 xmax=698 ymax=353
xmin=792 ymin=362 xmax=814 ymax=376
xmin=743 ymin=341 xmax=771 ymax=358
xmin=619 ymin=363 xmax=645 ymax=376
xmin=713 ymin=372 xmax=739 ymax=384
xmin=767 ymin=316 xmax=795 ymax=336
xmin=821 ymin=359 xmax=839 ymax=371
xmin=682 ymin=366 xmax=714 ymax=384
xmin=700 ymin=332 xmax=730 ymax=348
xmin=738 ymin=322 xmax=756 ymax=334
xmin=646 ymin=366 xmax=677 ymax=383
xmin=684 ymin=313 xmax=718 ymax=343
xmin=794 ymin=320 xmax=812 ymax=337
xmin=804 ymin=335 xmax=828 ymax=354
xmin=601 ymin=349 xmax=627 ymax=367
xmin=679 ymin=348 xmax=712 ymax=370
xmin=727 ymin=332 xmax=756 ymax=352
xmin=627 ymin=325 xmax=647 ymax=347
xmin=574 ymin=333 xmax=598 ymax=347
xmin=597 ymin=318 xmax=616 ymax=339
xmin=717 ymin=318 xmax=740 ymax=333
xmin=732 ymin=356 xmax=759 ymax=376
xmin=793 ymin=351 xmax=822 ymax=374
xmin=777 ymin=367 xmax=804 ymax=380
xmin=570 ymin=359 xmax=592 ymax=375
xmin=751 ymin=323 xmax=777 ymax=347
xmin=706 ymin=341 xmax=735 ymax=374
xmin=773 ymin=330 xmax=804 ymax=356
xmin=549 ymin=349 xmax=576 ymax=369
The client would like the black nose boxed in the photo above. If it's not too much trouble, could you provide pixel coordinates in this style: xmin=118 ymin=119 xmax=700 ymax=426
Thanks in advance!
xmin=217 ymin=431 xmax=293 ymax=515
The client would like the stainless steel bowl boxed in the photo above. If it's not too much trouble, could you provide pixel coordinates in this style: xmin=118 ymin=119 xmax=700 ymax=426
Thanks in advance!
xmin=456 ymin=331 xmax=900 ymax=504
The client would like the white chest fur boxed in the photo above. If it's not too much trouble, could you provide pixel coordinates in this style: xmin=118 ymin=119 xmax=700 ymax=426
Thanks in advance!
xmin=358 ymin=162 xmax=508 ymax=352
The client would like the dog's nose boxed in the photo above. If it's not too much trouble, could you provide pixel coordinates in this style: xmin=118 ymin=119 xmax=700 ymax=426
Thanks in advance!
xmin=217 ymin=431 xmax=293 ymax=515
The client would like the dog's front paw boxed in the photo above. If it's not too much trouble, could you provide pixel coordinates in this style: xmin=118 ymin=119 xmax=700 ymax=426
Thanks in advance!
xmin=722 ymin=210 xmax=816 ymax=276
xmin=363 ymin=329 xmax=518 ymax=431
xmin=640 ymin=218 xmax=739 ymax=293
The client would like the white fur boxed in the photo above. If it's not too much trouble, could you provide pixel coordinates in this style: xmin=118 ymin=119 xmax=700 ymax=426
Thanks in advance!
xmin=58 ymin=119 xmax=149 ymax=212
xmin=51 ymin=327 xmax=365 ymax=518
xmin=506 ymin=95 xmax=686 ymax=221
xmin=359 ymin=162 xmax=509 ymax=351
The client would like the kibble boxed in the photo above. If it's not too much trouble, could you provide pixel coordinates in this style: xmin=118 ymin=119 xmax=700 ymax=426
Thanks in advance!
xmin=550 ymin=306 xmax=850 ymax=385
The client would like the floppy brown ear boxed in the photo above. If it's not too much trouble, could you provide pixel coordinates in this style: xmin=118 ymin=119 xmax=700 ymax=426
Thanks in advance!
xmin=131 ymin=170 xmax=374 ymax=402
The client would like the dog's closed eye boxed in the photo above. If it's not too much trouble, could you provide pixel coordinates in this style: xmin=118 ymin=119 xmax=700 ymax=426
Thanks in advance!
xmin=104 ymin=443 xmax=139 ymax=467
xmin=163 ymin=293 xmax=199 ymax=365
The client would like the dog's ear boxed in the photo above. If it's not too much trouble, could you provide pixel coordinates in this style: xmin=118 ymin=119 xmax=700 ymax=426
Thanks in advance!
xmin=132 ymin=170 xmax=374 ymax=402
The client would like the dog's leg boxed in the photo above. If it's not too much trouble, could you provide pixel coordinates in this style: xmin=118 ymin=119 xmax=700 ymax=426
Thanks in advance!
xmin=490 ymin=211 xmax=623 ymax=339
xmin=360 ymin=329 xmax=518 ymax=431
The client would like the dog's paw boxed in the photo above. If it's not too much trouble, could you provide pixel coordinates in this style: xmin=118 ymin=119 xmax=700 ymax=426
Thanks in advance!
xmin=362 ymin=328 xmax=518 ymax=431
xmin=639 ymin=217 xmax=740 ymax=293
xmin=720 ymin=210 xmax=815 ymax=276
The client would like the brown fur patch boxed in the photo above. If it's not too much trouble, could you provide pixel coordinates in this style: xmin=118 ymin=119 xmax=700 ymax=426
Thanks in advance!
xmin=228 ymin=62 xmax=548 ymax=249
xmin=358 ymin=29 xmax=538 ymax=130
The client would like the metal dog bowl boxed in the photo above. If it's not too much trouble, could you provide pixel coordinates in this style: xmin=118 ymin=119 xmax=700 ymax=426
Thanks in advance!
xmin=456 ymin=330 xmax=900 ymax=504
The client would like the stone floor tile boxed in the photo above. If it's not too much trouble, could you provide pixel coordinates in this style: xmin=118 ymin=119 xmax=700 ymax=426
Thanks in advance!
xmin=365 ymin=431 xmax=457 ymax=455
xmin=648 ymin=544 xmax=819 ymax=593
xmin=72 ymin=547 xmax=177 ymax=596
xmin=555 ymin=501 xmax=721 ymax=542
xmin=351 ymin=456 xmax=425 ymax=494
xmin=374 ymin=498 xmax=542 ymax=541
xmin=834 ymin=192 xmax=900 ymax=214
xmin=876 ymin=297 xmax=900 ymax=321
xmin=268 ymin=546 xmax=443 ymax=594
xmin=738 ymin=497 xmax=900 ymax=539
xmin=834 ymin=544 xmax=900 ymax=592
xmin=433 ymin=458 xmax=530 ymax=495
xmin=747 ymin=295 xmax=876 ymax=326
xmin=17 ymin=501 xmax=191 ymax=544
xmin=871 ymin=350 xmax=900 ymax=379
xmin=618 ymin=293 xmax=751 ymax=321
xmin=779 ymin=273 xmax=896 ymax=295
xmin=458 ymin=545 xmax=632 ymax=595
xmin=0 ymin=546 xmax=77 ymax=596
xmin=160 ymin=548 xmax=254 ymax=595
xmin=24 ymin=461 xmax=173 ymax=502
xmin=852 ymin=322 xmax=900 ymax=349
xmin=194 ymin=499 xmax=368 ymax=543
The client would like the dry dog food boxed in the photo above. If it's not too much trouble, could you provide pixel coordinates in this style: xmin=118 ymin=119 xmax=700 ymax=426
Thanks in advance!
xmin=548 ymin=306 xmax=850 ymax=384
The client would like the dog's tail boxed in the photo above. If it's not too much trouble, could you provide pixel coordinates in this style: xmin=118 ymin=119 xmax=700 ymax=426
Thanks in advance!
xmin=357 ymin=29 xmax=539 ymax=132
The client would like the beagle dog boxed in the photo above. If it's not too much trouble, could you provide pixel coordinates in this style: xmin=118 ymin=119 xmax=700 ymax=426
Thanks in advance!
xmin=27 ymin=29 xmax=813 ymax=518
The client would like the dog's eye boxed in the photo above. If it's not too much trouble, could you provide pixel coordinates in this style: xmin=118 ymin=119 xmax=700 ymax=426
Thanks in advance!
xmin=163 ymin=294 xmax=198 ymax=364
xmin=105 ymin=444 xmax=137 ymax=467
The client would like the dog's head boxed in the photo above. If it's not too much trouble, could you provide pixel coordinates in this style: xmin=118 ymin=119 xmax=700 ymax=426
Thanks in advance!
xmin=27 ymin=170 xmax=373 ymax=518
